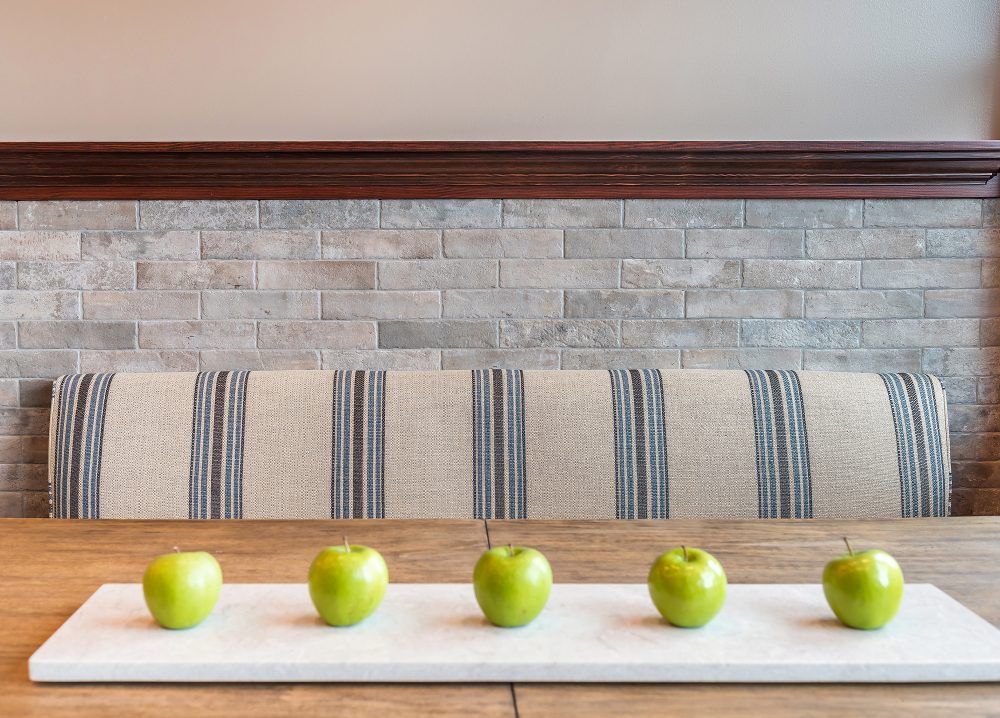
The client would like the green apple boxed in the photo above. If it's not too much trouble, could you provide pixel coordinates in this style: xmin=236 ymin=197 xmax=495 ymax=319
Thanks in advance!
xmin=823 ymin=537 xmax=904 ymax=630
xmin=473 ymin=544 xmax=552 ymax=627
xmin=308 ymin=539 xmax=388 ymax=626
xmin=142 ymin=549 xmax=223 ymax=630
xmin=647 ymin=546 xmax=727 ymax=628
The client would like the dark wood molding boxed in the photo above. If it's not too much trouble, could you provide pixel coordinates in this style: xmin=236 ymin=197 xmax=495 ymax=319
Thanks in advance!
xmin=1 ymin=141 xmax=999 ymax=199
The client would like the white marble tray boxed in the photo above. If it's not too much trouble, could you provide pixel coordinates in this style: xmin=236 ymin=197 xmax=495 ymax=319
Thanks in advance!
xmin=29 ymin=583 xmax=1000 ymax=683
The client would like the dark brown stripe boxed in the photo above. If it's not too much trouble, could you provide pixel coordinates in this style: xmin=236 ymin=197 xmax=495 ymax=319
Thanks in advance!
xmin=765 ymin=370 xmax=791 ymax=518
xmin=67 ymin=374 xmax=94 ymax=520
xmin=491 ymin=368 xmax=506 ymax=520
xmin=352 ymin=370 xmax=366 ymax=518
xmin=209 ymin=371 xmax=229 ymax=519
xmin=629 ymin=369 xmax=649 ymax=520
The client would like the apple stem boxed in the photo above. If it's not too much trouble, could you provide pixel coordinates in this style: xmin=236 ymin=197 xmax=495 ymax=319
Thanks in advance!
xmin=343 ymin=535 xmax=350 ymax=553
xmin=682 ymin=545 xmax=688 ymax=562
xmin=507 ymin=543 xmax=514 ymax=557
xmin=843 ymin=537 xmax=854 ymax=556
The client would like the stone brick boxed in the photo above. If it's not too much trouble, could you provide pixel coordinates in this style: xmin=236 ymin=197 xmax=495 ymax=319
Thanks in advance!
xmin=140 ymin=200 xmax=257 ymax=230
xmin=19 ymin=321 xmax=136 ymax=349
xmin=950 ymin=433 xmax=1000 ymax=461
xmin=139 ymin=321 xmax=256 ymax=349
xmin=742 ymin=319 xmax=860 ymax=348
xmin=18 ymin=379 xmax=54 ymax=407
xmin=0 ymin=324 xmax=16 ymax=350
xmin=500 ymin=320 xmax=618 ymax=348
xmin=686 ymin=290 xmax=802 ymax=318
xmin=443 ymin=229 xmax=561 ymax=258
xmin=22 ymin=491 xmax=49 ymax=518
xmin=924 ymin=289 xmax=1000 ymax=318
xmin=0 ymin=202 xmax=14 ymax=229
xmin=564 ymin=229 xmax=683 ymax=258
xmin=0 ymin=350 xmax=78 ymax=377
xmin=863 ymin=199 xmax=981 ymax=228
xmin=564 ymin=289 xmax=683 ymax=319
xmin=980 ymin=378 xmax=1000 ymax=404
xmin=804 ymin=349 xmax=922 ymax=373
xmin=926 ymin=229 xmax=1000 ymax=258
xmin=681 ymin=348 xmax=802 ymax=370
xmin=323 ymin=349 xmax=442 ymax=370
xmin=323 ymin=230 xmax=439 ymax=259
xmin=136 ymin=260 xmax=251 ymax=290
xmin=936 ymin=376 xmax=978 ymax=404
xmin=805 ymin=290 xmax=922 ymax=319
xmin=621 ymin=259 xmax=740 ymax=289
xmin=861 ymin=259 xmax=981 ymax=288
xmin=984 ymin=199 xmax=1000 ymax=226
xmin=79 ymin=350 xmax=197 ymax=372
xmin=202 ymin=291 xmax=318 ymax=319
xmin=0 ymin=291 xmax=79 ymax=320
xmin=443 ymin=290 xmax=561 ymax=318
xmin=503 ymin=200 xmax=621 ymax=228
xmin=686 ymin=229 xmax=803 ymax=258
xmin=257 ymin=260 xmax=375 ymax=290
xmin=984 ymin=260 xmax=1000 ymax=287
xmin=322 ymin=291 xmax=440 ymax=320
xmin=379 ymin=260 xmax=496 ymax=290
xmin=257 ymin=321 xmax=376 ymax=349
xmin=19 ymin=261 xmax=133 ymax=290
xmin=561 ymin=349 xmax=681 ymax=369
xmin=806 ymin=229 xmax=924 ymax=259
xmin=379 ymin=320 xmax=497 ymax=349
xmin=948 ymin=405 xmax=1000 ymax=434
xmin=201 ymin=231 xmax=319 ymax=259
xmin=745 ymin=200 xmax=862 ymax=228
xmin=622 ymin=319 xmax=739 ymax=348
xmin=381 ymin=200 xmax=500 ymax=229
xmin=624 ymin=200 xmax=742 ymax=228
xmin=952 ymin=461 xmax=1000 ymax=489
xmin=23 ymin=436 xmax=47 ymax=464
xmin=0 ymin=380 xmax=17 ymax=406
xmin=0 ymin=491 xmax=22 ymax=517
xmin=0 ymin=436 xmax=19 ymax=461
xmin=19 ymin=201 xmax=136 ymax=230
xmin=0 ymin=408 xmax=50 ymax=435
xmin=82 ymin=231 xmax=198 ymax=260
xmin=0 ymin=263 xmax=14 ymax=289
xmin=0 ymin=231 xmax=81 ymax=260
xmin=82 ymin=291 xmax=199 ymax=320
xmin=923 ymin=347 xmax=1000 ymax=375
xmin=199 ymin=350 xmax=320 ymax=370
xmin=442 ymin=349 xmax=559 ymax=369
xmin=981 ymin=318 xmax=1000 ymax=347
xmin=743 ymin=260 xmax=860 ymax=289
xmin=259 ymin=200 xmax=378 ymax=229
xmin=861 ymin=319 xmax=979 ymax=348
xmin=501 ymin=259 xmax=617 ymax=288
xmin=0 ymin=463 xmax=46 ymax=491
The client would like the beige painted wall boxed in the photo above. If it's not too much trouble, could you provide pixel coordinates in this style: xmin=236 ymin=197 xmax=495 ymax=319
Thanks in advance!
xmin=1 ymin=0 xmax=998 ymax=141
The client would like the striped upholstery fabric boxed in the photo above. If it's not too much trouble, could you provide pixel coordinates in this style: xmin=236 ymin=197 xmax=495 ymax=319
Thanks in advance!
xmin=48 ymin=369 xmax=952 ymax=520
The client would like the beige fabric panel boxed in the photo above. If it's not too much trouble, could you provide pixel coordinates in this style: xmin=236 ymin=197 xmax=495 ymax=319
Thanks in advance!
xmin=523 ymin=370 xmax=615 ymax=519
xmin=242 ymin=370 xmax=334 ymax=519
xmin=799 ymin=371 xmax=901 ymax=519
xmin=661 ymin=370 xmax=758 ymax=519
xmin=931 ymin=376 xmax=953 ymax=515
xmin=99 ymin=372 xmax=197 ymax=519
xmin=383 ymin=371 xmax=474 ymax=518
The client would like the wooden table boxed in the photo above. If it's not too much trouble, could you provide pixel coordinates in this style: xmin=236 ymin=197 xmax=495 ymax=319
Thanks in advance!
xmin=2 ymin=518 xmax=998 ymax=717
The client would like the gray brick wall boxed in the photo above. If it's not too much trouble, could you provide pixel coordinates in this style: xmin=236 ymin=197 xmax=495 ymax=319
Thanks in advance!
xmin=1 ymin=199 xmax=996 ymax=517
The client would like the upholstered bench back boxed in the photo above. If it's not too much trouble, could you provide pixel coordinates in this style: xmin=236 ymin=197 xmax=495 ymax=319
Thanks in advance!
xmin=49 ymin=369 xmax=951 ymax=520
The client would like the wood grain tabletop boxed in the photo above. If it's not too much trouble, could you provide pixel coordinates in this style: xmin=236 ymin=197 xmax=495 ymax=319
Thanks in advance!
xmin=1 ymin=517 xmax=997 ymax=717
